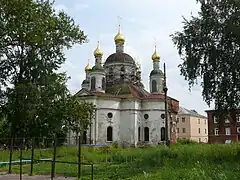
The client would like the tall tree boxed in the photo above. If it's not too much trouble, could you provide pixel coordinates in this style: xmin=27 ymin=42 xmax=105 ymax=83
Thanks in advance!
xmin=171 ymin=0 xmax=240 ymax=112
xmin=0 ymin=0 xmax=87 ymax=139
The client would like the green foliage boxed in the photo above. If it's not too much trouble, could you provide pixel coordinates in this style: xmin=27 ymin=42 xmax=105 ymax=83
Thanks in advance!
xmin=64 ymin=96 xmax=96 ymax=135
xmin=171 ymin=0 xmax=240 ymax=111
xmin=0 ymin=144 xmax=239 ymax=179
xmin=0 ymin=0 xmax=90 ymax=142
xmin=177 ymin=138 xmax=199 ymax=145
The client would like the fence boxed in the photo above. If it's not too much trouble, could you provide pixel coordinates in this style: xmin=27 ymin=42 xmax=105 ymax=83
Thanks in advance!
xmin=0 ymin=137 xmax=94 ymax=180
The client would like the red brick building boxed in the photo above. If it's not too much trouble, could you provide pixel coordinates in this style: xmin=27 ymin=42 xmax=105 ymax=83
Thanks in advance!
xmin=206 ymin=109 xmax=240 ymax=144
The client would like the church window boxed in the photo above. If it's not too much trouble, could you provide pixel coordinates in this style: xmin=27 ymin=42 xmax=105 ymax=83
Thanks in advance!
xmin=144 ymin=127 xmax=149 ymax=141
xmin=107 ymin=126 xmax=113 ymax=141
xmin=90 ymin=77 xmax=96 ymax=90
xmin=107 ymin=112 xmax=113 ymax=118
xmin=102 ymin=77 xmax=106 ymax=90
xmin=161 ymin=127 xmax=165 ymax=141
xmin=138 ymin=127 xmax=141 ymax=141
xmin=152 ymin=80 xmax=157 ymax=92
xmin=120 ymin=67 xmax=125 ymax=80
xmin=161 ymin=113 xmax=165 ymax=119
xmin=109 ymin=67 xmax=114 ymax=81
xmin=144 ymin=114 xmax=149 ymax=120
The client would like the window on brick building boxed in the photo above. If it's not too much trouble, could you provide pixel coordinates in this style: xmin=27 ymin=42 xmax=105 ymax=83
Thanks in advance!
xmin=237 ymin=127 xmax=240 ymax=134
xmin=225 ymin=118 xmax=230 ymax=123
xmin=214 ymin=128 xmax=219 ymax=136
xmin=198 ymin=128 xmax=201 ymax=134
xmin=205 ymin=129 xmax=207 ymax=134
xmin=204 ymin=119 xmax=206 ymax=124
xmin=213 ymin=115 xmax=218 ymax=124
xmin=236 ymin=114 xmax=240 ymax=122
xmin=225 ymin=127 xmax=231 ymax=136
xmin=177 ymin=128 xmax=179 ymax=133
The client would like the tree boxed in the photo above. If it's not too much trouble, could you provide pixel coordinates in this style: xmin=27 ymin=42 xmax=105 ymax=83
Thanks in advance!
xmin=171 ymin=0 xmax=240 ymax=112
xmin=65 ymin=96 xmax=96 ymax=139
xmin=0 ymin=0 xmax=87 ymax=141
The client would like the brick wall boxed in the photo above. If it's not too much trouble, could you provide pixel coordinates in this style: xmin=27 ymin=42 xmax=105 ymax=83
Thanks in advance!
xmin=207 ymin=110 xmax=240 ymax=144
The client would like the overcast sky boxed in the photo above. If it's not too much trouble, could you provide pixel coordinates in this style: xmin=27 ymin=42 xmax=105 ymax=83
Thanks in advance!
xmin=54 ymin=0 xmax=213 ymax=116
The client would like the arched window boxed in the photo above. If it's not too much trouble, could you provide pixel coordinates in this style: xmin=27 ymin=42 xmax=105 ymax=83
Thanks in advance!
xmin=138 ymin=127 xmax=141 ymax=141
xmin=107 ymin=126 xmax=113 ymax=141
xmin=161 ymin=127 xmax=165 ymax=141
xmin=102 ymin=77 xmax=106 ymax=90
xmin=144 ymin=127 xmax=149 ymax=142
xmin=152 ymin=80 xmax=157 ymax=92
xmin=120 ymin=67 xmax=125 ymax=80
xmin=90 ymin=77 xmax=96 ymax=90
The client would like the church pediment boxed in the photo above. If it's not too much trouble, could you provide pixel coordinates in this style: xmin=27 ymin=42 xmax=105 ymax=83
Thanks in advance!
xmin=75 ymin=88 xmax=93 ymax=97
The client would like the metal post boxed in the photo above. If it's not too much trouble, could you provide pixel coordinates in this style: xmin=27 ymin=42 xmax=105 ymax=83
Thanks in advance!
xmin=91 ymin=164 xmax=94 ymax=180
xmin=20 ymin=138 xmax=24 ymax=180
xmin=51 ymin=138 xmax=57 ymax=180
xmin=30 ymin=137 xmax=35 ymax=175
xmin=78 ymin=135 xmax=81 ymax=179
xmin=163 ymin=63 xmax=170 ymax=147
xmin=8 ymin=137 xmax=14 ymax=174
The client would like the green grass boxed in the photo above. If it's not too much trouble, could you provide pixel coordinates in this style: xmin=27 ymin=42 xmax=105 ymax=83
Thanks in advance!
xmin=0 ymin=143 xmax=240 ymax=179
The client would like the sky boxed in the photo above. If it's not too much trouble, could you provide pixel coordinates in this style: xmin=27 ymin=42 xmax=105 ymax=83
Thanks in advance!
xmin=54 ymin=0 xmax=213 ymax=116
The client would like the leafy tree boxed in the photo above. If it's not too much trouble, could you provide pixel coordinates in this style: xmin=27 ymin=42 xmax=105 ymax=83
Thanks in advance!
xmin=65 ymin=96 xmax=96 ymax=139
xmin=0 ymin=0 xmax=87 ymax=141
xmin=171 ymin=0 xmax=240 ymax=113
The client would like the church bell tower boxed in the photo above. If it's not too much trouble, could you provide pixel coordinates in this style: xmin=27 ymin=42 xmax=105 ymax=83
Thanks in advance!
xmin=149 ymin=45 xmax=164 ymax=93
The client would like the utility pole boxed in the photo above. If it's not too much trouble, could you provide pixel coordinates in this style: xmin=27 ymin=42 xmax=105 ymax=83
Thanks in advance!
xmin=163 ymin=63 xmax=170 ymax=147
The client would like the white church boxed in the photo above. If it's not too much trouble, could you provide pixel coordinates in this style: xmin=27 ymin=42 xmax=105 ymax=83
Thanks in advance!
xmin=74 ymin=26 xmax=179 ymax=146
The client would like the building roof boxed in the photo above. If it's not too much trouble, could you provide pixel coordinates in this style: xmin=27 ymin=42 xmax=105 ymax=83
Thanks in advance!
xmin=150 ymin=69 xmax=164 ymax=76
xmin=104 ymin=52 xmax=136 ymax=65
xmin=76 ymin=83 xmax=179 ymax=113
xmin=178 ymin=106 xmax=207 ymax=118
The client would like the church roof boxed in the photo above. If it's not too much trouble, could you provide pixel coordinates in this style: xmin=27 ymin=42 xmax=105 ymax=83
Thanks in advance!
xmin=150 ymin=69 xmax=164 ymax=76
xmin=104 ymin=52 xmax=135 ymax=65
xmin=76 ymin=83 xmax=179 ymax=113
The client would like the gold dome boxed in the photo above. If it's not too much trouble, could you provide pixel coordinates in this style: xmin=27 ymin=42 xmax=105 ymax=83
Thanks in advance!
xmin=85 ymin=59 xmax=91 ymax=72
xmin=152 ymin=45 xmax=160 ymax=61
xmin=93 ymin=41 xmax=103 ymax=57
xmin=114 ymin=25 xmax=125 ymax=44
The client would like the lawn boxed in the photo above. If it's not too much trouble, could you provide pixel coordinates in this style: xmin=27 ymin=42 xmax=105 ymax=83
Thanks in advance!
xmin=0 ymin=142 xmax=240 ymax=179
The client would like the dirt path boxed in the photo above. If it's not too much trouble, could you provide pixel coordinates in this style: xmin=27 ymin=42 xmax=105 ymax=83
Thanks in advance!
xmin=0 ymin=174 xmax=75 ymax=179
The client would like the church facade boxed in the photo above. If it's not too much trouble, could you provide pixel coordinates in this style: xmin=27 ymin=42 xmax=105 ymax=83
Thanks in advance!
xmin=75 ymin=26 xmax=179 ymax=146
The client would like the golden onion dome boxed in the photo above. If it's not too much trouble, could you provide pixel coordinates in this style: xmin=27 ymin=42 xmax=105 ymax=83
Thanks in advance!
xmin=93 ymin=41 xmax=103 ymax=57
xmin=152 ymin=45 xmax=160 ymax=61
xmin=85 ymin=59 xmax=91 ymax=72
xmin=114 ymin=25 xmax=125 ymax=44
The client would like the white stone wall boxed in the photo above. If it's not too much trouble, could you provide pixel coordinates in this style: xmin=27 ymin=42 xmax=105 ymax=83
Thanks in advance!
xmin=68 ymin=96 xmax=169 ymax=146
xmin=141 ymin=100 xmax=166 ymax=144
